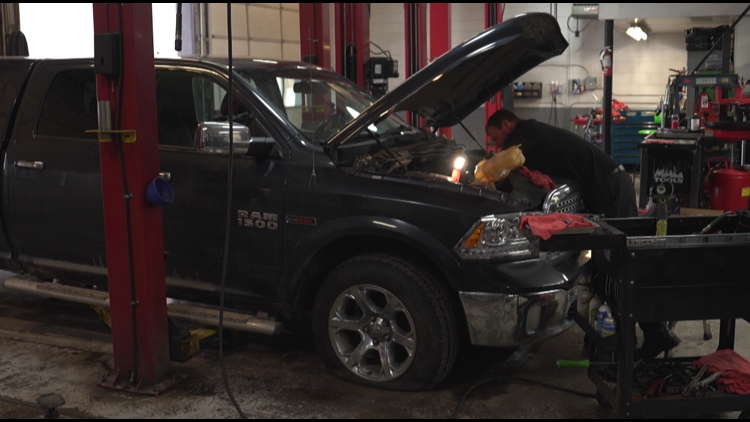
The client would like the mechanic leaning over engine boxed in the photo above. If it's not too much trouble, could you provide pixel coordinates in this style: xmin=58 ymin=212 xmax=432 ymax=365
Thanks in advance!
xmin=485 ymin=109 xmax=680 ymax=359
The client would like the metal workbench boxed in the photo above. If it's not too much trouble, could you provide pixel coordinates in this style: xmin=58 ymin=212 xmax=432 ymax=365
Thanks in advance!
xmin=541 ymin=215 xmax=750 ymax=418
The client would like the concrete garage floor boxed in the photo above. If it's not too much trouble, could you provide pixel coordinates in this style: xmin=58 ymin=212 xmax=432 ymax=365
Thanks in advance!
xmin=0 ymin=270 xmax=748 ymax=419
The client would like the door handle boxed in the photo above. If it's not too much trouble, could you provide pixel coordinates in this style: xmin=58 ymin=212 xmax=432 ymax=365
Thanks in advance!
xmin=159 ymin=172 xmax=171 ymax=182
xmin=16 ymin=160 xmax=44 ymax=170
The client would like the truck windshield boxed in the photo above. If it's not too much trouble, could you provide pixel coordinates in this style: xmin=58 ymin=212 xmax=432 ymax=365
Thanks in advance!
xmin=238 ymin=70 xmax=406 ymax=145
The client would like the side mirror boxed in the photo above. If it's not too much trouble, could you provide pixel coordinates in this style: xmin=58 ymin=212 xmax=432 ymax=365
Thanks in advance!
xmin=194 ymin=122 xmax=250 ymax=155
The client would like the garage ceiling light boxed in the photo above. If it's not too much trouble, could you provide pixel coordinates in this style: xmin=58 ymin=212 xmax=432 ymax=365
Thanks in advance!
xmin=626 ymin=18 xmax=648 ymax=41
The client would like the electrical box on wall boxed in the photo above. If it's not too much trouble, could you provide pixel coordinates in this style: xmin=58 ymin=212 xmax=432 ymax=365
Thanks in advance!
xmin=572 ymin=3 xmax=599 ymax=20
xmin=366 ymin=57 xmax=399 ymax=98
xmin=584 ymin=77 xmax=597 ymax=91
xmin=550 ymin=81 xmax=563 ymax=95
xmin=94 ymin=33 xmax=121 ymax=76
xmin=569 ymin=79 xmax=584 ymax=94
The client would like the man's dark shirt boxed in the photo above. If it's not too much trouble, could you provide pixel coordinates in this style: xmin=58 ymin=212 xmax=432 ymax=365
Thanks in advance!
xmin=502 ymin=119 xmax=619 ymax=208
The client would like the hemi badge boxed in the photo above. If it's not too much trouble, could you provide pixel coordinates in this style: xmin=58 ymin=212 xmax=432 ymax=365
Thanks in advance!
xmin=286 ymin=216 xmax=317 ymax=226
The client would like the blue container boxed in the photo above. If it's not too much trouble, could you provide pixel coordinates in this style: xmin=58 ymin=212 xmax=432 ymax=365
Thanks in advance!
xmin=145 ymin=177 xmax=174 ymax=206
xmin=601 ymin=315 xmax=617 ymax=337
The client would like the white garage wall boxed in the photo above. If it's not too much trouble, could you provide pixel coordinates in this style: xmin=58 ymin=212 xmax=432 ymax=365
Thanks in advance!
xmin=736 ymin=17 xmax=750 ymax=81
xmin=370 ymin=4 xmax=406 ymax=87
xmin=18 ymin=3 xmax=182 ymax=59
xmin=503 ymin=3 xmax=687 ymax=111
xmin=207 ymin=3 xmax=300 ymax=60
xmin=369 ymin=3 xmax=688 ymax=111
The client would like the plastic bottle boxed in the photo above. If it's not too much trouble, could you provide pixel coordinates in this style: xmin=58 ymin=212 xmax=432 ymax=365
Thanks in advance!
xmin=579 ymin=290 xmax=593 ymax=319
xmin=597 ymin=301 xmax=613 ymax=332
xmin=577 ymin=278 xmax=592 ymax=316
xmin=690 ymin=114 xmax=701 ymax=132
xmin=601 ymin=314 xmax=617 ymax=337
xmin=589 ymin=295 xmax=602 ymax=327
xmin=472 ymin=145 xmax=525 ymax=185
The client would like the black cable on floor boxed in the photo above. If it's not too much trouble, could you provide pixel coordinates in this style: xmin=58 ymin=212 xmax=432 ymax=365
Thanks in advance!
xmin=218 ymin=2 xmax=247 ymax=419
xmin=110 ymin=2 xmax=139 ymax=385
xmin=450 ymin=376 xmax=597 ymax=419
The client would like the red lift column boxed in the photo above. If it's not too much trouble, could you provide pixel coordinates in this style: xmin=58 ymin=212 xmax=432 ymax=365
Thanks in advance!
xmin=405 ymin=3 xmax=427 ymax=126
xmin=334 ymin=3 xmax=369 ymax=90
xmin=429 ymin=3 xmax=452 ymax=138
xmin=93 ymin=3 xmax=172 ymax=393
xmin=299 ymin=3 xmax=331 ymax=68
xmin=484 ymin=3 xmax=503 ymax=151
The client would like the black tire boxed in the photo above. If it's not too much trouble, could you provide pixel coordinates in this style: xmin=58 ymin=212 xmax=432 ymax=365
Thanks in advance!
xmin=312 ymin=254 xmax=458 ymax=391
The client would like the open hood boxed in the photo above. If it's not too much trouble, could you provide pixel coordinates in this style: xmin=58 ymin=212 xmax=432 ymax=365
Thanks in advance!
xmin=327 ymin=13 xmax=568 ymax=146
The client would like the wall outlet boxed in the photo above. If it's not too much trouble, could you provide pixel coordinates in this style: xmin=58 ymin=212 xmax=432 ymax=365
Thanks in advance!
xmin=584 ymin=77 xmax=598 ymax=91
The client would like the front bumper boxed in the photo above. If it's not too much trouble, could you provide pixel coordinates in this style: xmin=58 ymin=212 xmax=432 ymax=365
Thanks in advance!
xmin=459 ymin=273 xmax=585 ymax=347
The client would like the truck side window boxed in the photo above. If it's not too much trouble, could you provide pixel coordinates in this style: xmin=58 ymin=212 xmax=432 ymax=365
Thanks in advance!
xmin=155 ymin=69 xmax=274 ymax=147
xmin=154 ymin=70 xmax=238 ymax=147
xmin=37 ymin=69 xmax=98 ymax=140
xmin=155 ymin=70 xmax=205 ymax=147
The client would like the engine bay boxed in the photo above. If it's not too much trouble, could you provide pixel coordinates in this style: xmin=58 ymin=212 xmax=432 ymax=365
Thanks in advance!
xmin=333 ymin=128 xmax=486 ymax=183
xmin=331 ymin=128 xmax=582 ymax=213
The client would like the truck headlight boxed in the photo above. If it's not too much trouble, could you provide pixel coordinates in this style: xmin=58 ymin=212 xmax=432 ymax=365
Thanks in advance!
xmin=454 ymin=213 xmax=537 ymax=260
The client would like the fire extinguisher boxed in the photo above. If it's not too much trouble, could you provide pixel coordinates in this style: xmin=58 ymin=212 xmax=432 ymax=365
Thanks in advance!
xmin=699 ymin=89 xmax=711 ymax=113
xmin=600 ymin=46 xmax=612 ymax=77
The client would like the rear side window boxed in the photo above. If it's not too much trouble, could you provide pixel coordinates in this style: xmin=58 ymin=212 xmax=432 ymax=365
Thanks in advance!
xmin=37 ymin=69 xmax=98 ymax=140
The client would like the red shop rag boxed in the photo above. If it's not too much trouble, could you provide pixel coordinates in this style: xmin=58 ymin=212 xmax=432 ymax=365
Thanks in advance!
xmin=519 ymin=213 xmax=596 ymax=240
xmin=517 ymin=166 xmax=557 ymax=190
xmin=693 ymin=349 xmax=750 ymax=395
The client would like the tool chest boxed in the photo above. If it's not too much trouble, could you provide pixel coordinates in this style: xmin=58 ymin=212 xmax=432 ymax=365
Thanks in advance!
xmin=540 ymin=215 xmax=750 ymax=418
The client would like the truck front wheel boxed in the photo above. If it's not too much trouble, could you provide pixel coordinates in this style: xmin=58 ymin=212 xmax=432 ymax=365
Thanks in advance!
xmin=312 ymin=254 xmax=458 ymax=390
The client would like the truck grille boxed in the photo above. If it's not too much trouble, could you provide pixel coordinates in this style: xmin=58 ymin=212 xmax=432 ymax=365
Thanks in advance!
xmin=542 ymin=184 xmax=585 ymax=214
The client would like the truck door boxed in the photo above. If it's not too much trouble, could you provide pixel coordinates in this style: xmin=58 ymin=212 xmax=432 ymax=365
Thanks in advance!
xmin=6 ymin=61 xmax=286 ymax=304
xmin=0 ymin=60 xmax=37 ymax=270
xmin=6 ymin=61 xmax=106 ymax=279
xmin=154 ymin=67 xmax=287 ymax=304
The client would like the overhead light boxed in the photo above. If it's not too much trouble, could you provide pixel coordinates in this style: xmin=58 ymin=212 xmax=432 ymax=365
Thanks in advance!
xmin=626 ymin=19 xmax=648 ymax=41
xmin=626 ymin=25 xmax=648 ymax=41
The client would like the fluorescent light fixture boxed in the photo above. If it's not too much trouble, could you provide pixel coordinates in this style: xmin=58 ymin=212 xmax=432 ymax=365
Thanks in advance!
xmin=626 ymin=19 xmax=648 ymax=41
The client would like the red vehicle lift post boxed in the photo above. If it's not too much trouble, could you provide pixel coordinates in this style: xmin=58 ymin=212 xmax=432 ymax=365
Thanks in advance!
xmin=333 ymin=3 xmax=370 ymax=90
xmin=484 ymin=3 xmax=503 ymax=151
xmin=299 ymin=3 xmax=331 ymax=69
xmin=404 ymin=3 xmax=427 ymax=127
xmin=92 ymin=3 xmax=174 ymax=394
xmin=429 ymin=3 xmax=452 ymax=138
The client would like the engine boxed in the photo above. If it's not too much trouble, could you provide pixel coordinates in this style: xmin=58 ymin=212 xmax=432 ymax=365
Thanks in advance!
xmin=334 ymin=131 xmax=584 ymax=214
xmin=335 ymin=130 xmax=487 ymax=183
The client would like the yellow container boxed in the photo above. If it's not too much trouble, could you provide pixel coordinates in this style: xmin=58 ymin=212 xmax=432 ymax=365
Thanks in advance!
xmin=472 ymin=145 xmax=525 ymax=185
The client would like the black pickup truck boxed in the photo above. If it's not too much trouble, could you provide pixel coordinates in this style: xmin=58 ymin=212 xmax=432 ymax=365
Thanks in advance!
xmin=0 ymin=13 xmax=589 ymax=390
